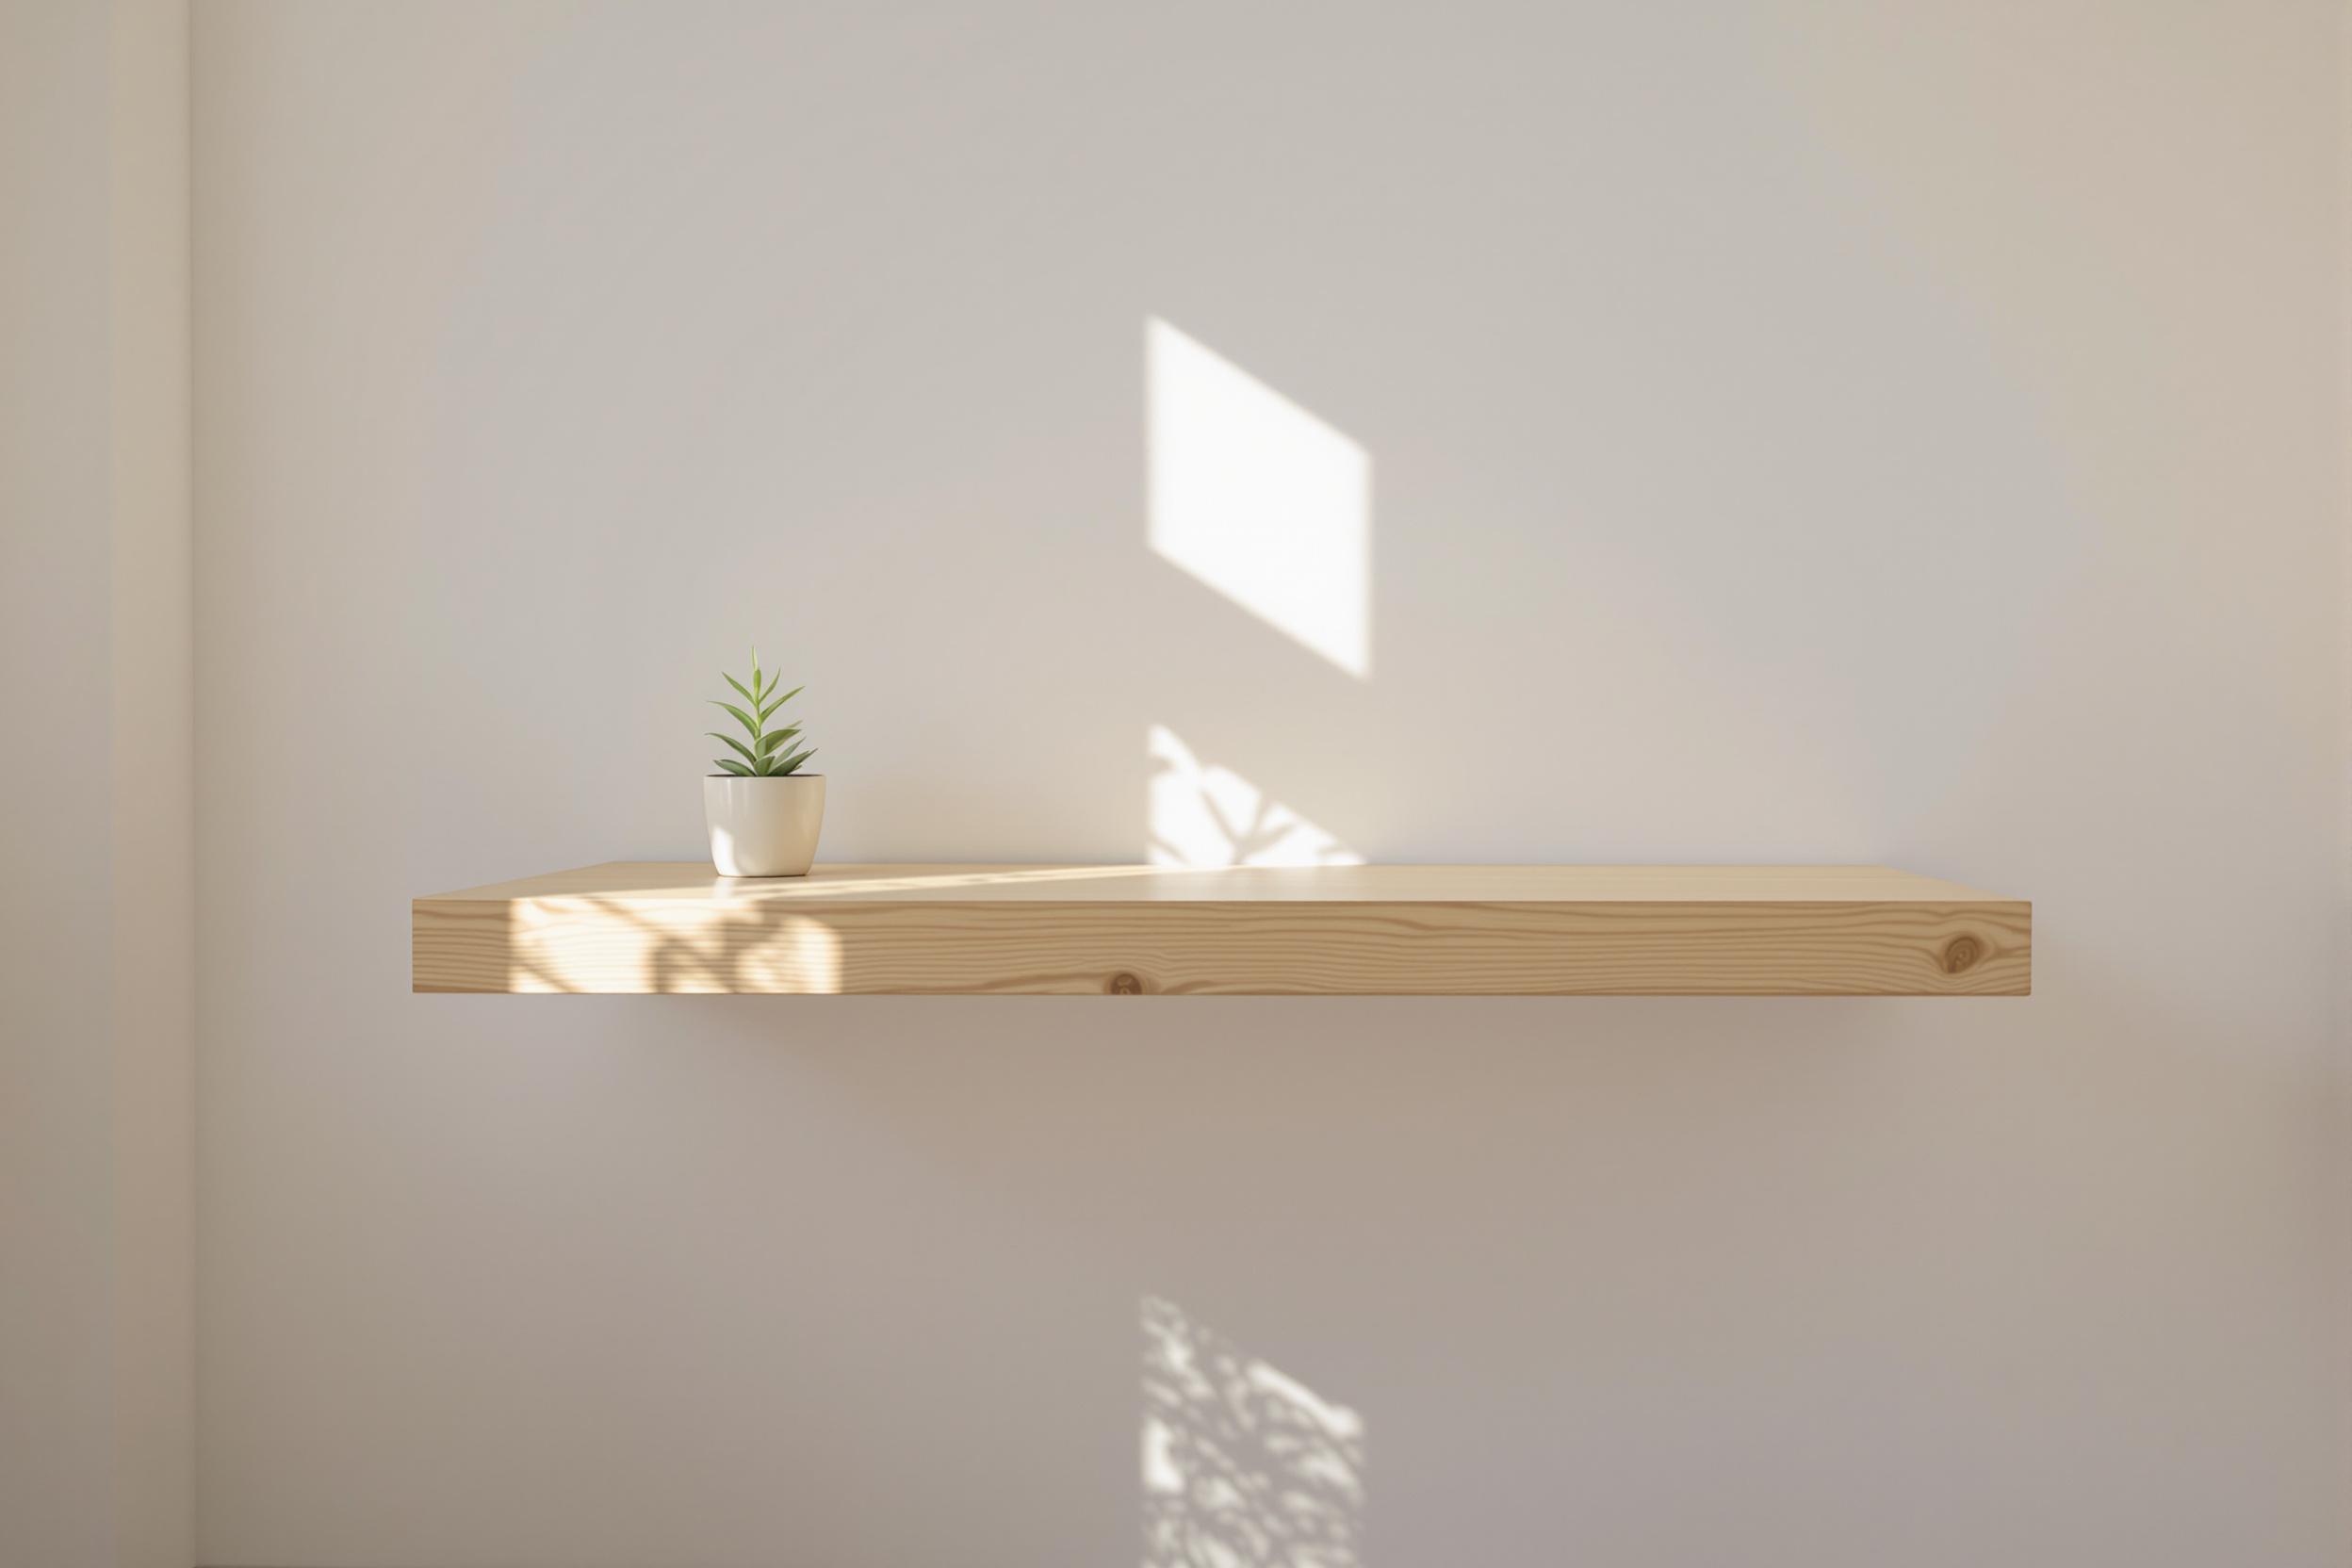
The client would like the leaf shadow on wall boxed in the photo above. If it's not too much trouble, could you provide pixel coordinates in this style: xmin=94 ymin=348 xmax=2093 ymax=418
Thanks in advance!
xmin=740 ymin=995 xmax=1903 ymax=1565
xmin=1143 ymin=1296 xmax=1365 ymax=1568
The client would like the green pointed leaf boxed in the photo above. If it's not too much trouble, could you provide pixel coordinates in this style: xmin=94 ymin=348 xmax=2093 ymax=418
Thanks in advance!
xmin=758 ymin=684 xmax=803 ymax=723
xmin=711 ymin=655 xmax=814 ymax=777
xmin=707 ymin=731 xmax=760 ymax=766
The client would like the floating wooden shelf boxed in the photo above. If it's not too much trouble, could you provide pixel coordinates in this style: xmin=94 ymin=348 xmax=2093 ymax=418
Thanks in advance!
xmin=412 ymin=863 xmax=2030 ymax=996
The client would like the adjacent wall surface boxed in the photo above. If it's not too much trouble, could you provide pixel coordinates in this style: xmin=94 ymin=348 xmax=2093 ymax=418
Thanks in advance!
xmin=195 ymin=3 xmax=2346 ymax=1564
xmin=0 ymin=3 xmax=193 ymax=1567
xmin=1 ymin=7 xmax=119 ymax=1558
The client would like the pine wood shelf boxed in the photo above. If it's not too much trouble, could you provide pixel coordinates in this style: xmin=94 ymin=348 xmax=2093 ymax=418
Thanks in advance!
xmin=412 ymin=863 xmax=2031 ymax=996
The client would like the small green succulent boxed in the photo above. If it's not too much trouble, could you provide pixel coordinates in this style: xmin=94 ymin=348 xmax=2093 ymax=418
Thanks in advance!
xmin=708 ymin=648 xmax=816 ymax=776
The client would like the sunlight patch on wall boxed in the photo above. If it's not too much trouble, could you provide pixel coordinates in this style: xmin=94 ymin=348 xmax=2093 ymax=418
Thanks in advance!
xmin=1142 ymin=1296 xmax=1365 ymax=1568
xmin=1147 ymin=318 xmax=1371 ymax=678
xmin=1149 ymin=726 xmax=1361 ymax=868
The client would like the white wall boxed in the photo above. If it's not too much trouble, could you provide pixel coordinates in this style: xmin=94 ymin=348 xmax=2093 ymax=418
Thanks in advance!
xmin=193 ymin=4 xmax=2347 ymax=1564
xmin=0 ymin=4 xmax=193 ymax=1566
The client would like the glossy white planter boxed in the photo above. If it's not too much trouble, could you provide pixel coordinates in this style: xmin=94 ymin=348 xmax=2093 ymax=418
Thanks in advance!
xmin=703 ymin=775 xmax=825 ymax=877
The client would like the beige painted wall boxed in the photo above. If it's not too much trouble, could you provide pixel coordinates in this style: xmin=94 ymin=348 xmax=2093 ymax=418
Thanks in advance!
xmin=191 ymin=3 xmax=2346 ymax=1565
xmin=0 ymin=3 xmax=192 ymax=1567
xmin=108 ymin=3 xmax=195 ymax=1563
xmin=1 ymin=5 xmax=120 ymax=1553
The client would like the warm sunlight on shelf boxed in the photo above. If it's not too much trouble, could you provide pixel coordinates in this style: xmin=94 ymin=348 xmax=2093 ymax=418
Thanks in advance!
xmin=412 ymin=863 xmax=2030 ymax=997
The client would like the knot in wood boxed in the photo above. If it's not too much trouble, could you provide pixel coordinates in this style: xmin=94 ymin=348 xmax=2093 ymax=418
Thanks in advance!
xmin=1106 ymin=972 xmax=1145 ymax=995
xmin=1942 ymin=937 xmax=1982 ymax=974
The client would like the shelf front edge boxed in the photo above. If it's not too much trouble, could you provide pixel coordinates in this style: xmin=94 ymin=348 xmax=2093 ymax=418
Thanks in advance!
xmin=413 ymin=890 xmax=2031 ymax=997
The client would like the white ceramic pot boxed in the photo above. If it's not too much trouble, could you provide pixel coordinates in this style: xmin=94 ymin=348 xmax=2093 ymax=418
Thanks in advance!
xmin=703 ymin=775 xmax=826 ymax=877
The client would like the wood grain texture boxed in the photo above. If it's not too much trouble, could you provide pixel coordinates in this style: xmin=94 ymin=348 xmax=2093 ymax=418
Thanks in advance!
xmin=414 ymin=863 xmax=2030 ymax=996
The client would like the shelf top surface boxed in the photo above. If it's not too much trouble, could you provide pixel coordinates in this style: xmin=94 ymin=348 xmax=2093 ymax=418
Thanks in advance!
xmin=421 ymin=861 xmax=2024 ymax=907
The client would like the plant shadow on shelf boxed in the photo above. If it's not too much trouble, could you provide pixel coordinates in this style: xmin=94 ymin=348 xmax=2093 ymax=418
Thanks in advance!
xmin=502 ymin=894 xmax=842 ymax=995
